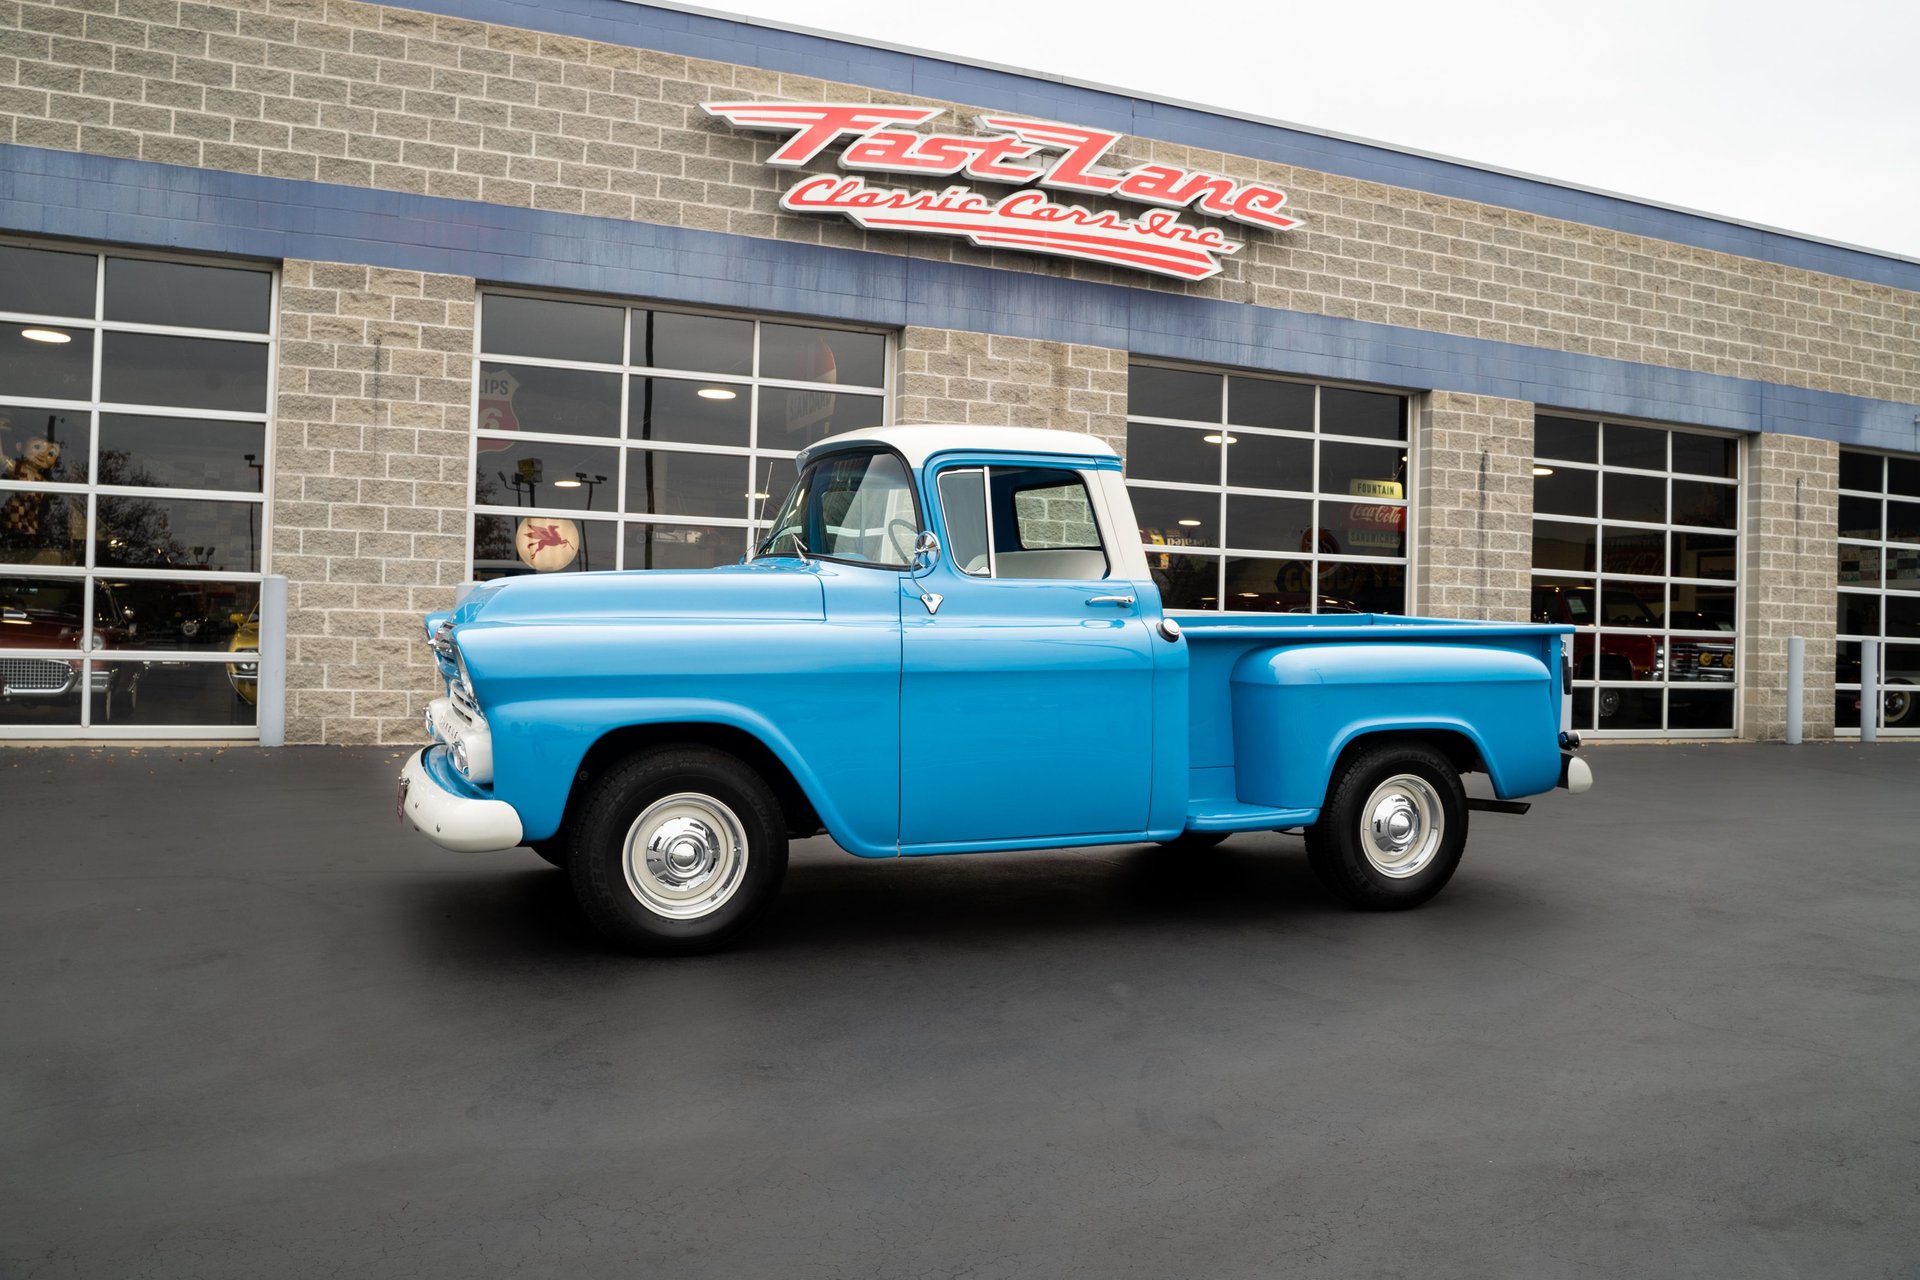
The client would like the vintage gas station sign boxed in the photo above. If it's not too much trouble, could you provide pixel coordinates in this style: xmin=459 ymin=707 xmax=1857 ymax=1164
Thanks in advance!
xmin=703 ymin=103 xmax=1302 ymax=281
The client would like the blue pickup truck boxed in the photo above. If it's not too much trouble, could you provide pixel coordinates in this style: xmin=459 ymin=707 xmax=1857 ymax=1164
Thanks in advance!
xmin=400 ymin=426 xmax=1590 ymax=952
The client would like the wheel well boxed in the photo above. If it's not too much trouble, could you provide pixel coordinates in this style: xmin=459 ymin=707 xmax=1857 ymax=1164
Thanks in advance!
xmin=564 ymin=722 xmax=823 ymax=840
xmin=1328 ymin=729 xmax=1483 ymax=794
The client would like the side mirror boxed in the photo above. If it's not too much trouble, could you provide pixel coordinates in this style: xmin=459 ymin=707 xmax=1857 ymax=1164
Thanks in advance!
xmin=910 ymin=529 xmax=941 ymax=576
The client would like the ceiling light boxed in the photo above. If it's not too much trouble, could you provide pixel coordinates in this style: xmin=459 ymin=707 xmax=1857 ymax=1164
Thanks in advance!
xmin=697 ymin=387 xmax=737 ymax=400
xmin=1533 ymin=465 xmax=1555 ymax=477
xmin=553 ymin=479 xmax=582 ymax=488
xmin=21 ymin=327 xmax=71 ymax=344
xmin=1238 ymin=592 xmax=1259 ymax=598
xmin=1177 ymin=519 xmax=1202 ymax=527
xmin=1202 ymin=434 xmax=1238 ymax=445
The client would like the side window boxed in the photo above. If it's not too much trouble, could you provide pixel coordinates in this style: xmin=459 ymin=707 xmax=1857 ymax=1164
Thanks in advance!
xmin=816 ymin=450 xmax=916 ymax=565
xmin=992 ymin=467 xmax=1109 ymax=580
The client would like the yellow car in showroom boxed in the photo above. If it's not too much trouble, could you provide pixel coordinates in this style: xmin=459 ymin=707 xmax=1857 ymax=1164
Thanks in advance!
xmin=227 ymin=606 xmax=259 ymax=706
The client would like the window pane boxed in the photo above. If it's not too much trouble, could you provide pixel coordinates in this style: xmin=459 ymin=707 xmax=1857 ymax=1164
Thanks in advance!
xmin=639 ymin=311 xmax=753 ymax=375
xmin=1 ymin=410 xmax=89 ymax=483
xmin=104 ymin=578 xmax=258 ymax=649
xmin=1888 ymin=500 xmax=1920 ymax=546
xmin=1 ymin=325 xmax=94 ymax=400
xmin=623 ymin=522 xmax=745 ymax=570
xmin=95 ymin=495 xmax=261 ymax=572
xmin=1227 ymin=377 xmax=1312 ymax=431
xmin=1535 ymin=466 xmax=1597 ymax=517
xmin=1889 ymin=549 xmax=1920 ymax=590
xmin=1834 ymin=691 xmax=1861 ymax=729
xmin=1603 ymin=688 xmax=1663 ymax=730
xmin=625 ymin=450 xmax=748 ymax=521
xmin=1601 ymin=525 xmax=1666 ymax=577
xmin=1223 ymin=554 xmax=1301 ymax=611
xmin=1320 ymin=441 xmax=1404 ymax=498
xmin=1667 ymin=690 xmax=1734 ymax=730
xmin=1129 ymin=366 xmax=1218 ymax=422
xmin=0 ymin=491 xmax=85 ymax=565
xmin=1226 ymin=493 xmax=1313 ymax=554
xmin=1535 ymin=416 xmax=1598 ymax=463
xmin=1839 ymin=543 xmax=1881 ymax=588
xmin=1225 ymin=431 xmax=1313 ymax=490
xmin=758 ymin=387 xmax=882 ymax=453
xmin=1126 ymin=422 xmax=1222 ymax=485
xmin=0 ymin=575 xmax=89 ymax=647
xmin=1598 ymin=581 xmax=1663 ymax=627
xmin=1132 ymin=486 xmax=1217 ymax=549
xmin=478 ymin=363 xmax=619 ymax=438
xmin=1149 ymin=552 xmax=1217 ymax=609
xmin=1838 ymin=494 xmax=1882 ymax=541
xmin=102 ymin=333 xmax=269 ymax=412
xmin=1320 ymin=387 xmax=1404 ymax=440
xmin=0 ymin=245 xmax=96 ymax=318
xmin=1005 ymin=471 xmax=1101 ymax=554
xmin=473 ymin=438 xmax=618 ymax=513
xmin=1533 ymin=520 xmax=1597 ymax=572
xmin=759 ymin=324 xmax=885 ymax=389
xmin=1530 ymin=578 xmax=1596 ymax=626
xmin=97 ymin=414 xmax=265 ymax=492
xmin=1326 ymin=501 xmax=1405 ymax=558
xmin=1668 ymin=582 xmax=1735 ymax=631
xmin=1673 ymin=531 xmax=1738 ymax=581
xmin=482 ymin=295 xmax=622 ymax=364
xmin=1604 ymin=423 xmax=1666 ymax=470
xmin=1837 ymin=592 xmax=1879 ymax=635
xmin=629 ymin=376 xmax=749 ymax=447
xmin=1670 ymin=432 xmax=1737 ymax=479
xmin=1603 ymin=472 xmax=1666 ymax=524
xmin=1889 ymin=457 xmax=1920 ymax=498
xmin=1672 ymin=479 xmax=1736 ymax=530
xmin=936 ymin=468 xmax=989 ymax=574
xmin=104 ymin=258 xmax=271 ymax=333
xmin=1889 ymin=594 xmax=1920 ymax=639
xmin=472 ymin=513 xmax=615 ymax=577
xmin=114 ymin=662 xmax=257 ymax=728
xmin=1325 ymin=560 xmax=1407 ymax=614
xmin=1838 ymin=450 xmax=1883 ymax=493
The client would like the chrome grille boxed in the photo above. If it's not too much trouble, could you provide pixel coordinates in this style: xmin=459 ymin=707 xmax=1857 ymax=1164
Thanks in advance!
xmin=1 ymin=657 xmax=73 ymax=693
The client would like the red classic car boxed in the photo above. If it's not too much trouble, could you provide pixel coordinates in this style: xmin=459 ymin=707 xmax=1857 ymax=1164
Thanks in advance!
xmin=0 ymin=578 xmax=142 ymax=720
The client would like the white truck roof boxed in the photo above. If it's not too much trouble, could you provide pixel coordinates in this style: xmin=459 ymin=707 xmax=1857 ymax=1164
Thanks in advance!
xmin=798 ymin=425 xmax=1120 ymax=471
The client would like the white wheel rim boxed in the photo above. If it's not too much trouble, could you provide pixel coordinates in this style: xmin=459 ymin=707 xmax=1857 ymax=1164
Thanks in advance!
xmin=1359 ymin=773 xmax=1445 ymax=878
xmin=622 ymin=792 xmax=749 ymax=920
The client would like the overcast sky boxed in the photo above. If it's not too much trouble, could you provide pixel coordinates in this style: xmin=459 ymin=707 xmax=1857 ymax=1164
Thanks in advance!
xmin=697 ymin=0 xmax=1920 ymax=260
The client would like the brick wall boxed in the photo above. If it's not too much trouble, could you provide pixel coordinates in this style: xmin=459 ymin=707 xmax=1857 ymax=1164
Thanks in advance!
xmin=1741 ymin=433 xmax=1839 ymax=739
xmin=1411 ymin=393 xmax=1534 ymax=622
xmin=273 ymin=259 xmax=474 ymax=744
xmin=895 ymin=328 xmax=1127 ymax=448
xmin=2 ymin=0 xmax=1916 ymax=408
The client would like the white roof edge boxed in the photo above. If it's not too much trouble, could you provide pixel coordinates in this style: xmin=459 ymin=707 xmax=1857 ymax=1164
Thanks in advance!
xmin=799 ymin=425 xmax=1120 ymax=470
xmin=628 ymin=0 xmax=1918 ymax=266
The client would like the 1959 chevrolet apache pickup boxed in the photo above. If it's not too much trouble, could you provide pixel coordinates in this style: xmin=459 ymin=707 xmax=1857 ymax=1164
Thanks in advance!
xmin=399 ymin=425 xmax=1592 ymax=953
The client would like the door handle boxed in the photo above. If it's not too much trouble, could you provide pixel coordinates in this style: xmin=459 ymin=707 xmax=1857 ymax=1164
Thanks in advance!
xmin=1086 ymin=594 xmax=1136 ymax=607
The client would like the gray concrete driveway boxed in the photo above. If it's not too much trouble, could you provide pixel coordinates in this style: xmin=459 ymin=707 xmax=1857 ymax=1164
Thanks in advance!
xmin=2 ymin=742 xmax=1915 ymax=1278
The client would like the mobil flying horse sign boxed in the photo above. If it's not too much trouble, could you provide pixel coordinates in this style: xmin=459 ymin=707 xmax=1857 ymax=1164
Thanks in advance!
xmin=702 ymin=102 xmax=1303 ymax=281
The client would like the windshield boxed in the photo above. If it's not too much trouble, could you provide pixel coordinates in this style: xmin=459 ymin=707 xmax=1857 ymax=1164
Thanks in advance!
xmin=754 ymin=449 xmax=919 ymax=568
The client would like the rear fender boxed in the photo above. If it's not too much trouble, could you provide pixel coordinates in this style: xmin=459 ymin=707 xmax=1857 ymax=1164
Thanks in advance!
xmin=1230 ymin=643 xmax=1561 ymax=810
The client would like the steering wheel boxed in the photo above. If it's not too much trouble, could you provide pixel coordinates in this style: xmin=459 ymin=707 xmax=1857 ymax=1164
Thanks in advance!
xmin=886 ymin=517 xmax=920 ymax=564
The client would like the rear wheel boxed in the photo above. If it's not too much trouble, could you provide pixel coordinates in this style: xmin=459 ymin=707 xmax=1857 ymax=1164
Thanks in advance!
xmin=569 ymin=746 xmax=788 ymax=954
xmin=1305 ymin=741 xmax=1468 ymax=910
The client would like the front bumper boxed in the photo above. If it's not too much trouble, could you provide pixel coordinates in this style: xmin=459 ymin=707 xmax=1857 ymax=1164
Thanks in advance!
xmin=397 ymin=745 xmax=523 ymax=853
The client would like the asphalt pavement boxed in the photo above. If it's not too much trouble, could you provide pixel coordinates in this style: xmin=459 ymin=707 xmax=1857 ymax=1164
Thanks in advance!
xmin=2 ymin=741 xmax=1916 ymax=1279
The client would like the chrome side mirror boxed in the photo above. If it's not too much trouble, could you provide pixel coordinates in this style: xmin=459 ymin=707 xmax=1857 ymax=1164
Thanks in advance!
xmin=910 ymin=529 xmax=941 ymax=577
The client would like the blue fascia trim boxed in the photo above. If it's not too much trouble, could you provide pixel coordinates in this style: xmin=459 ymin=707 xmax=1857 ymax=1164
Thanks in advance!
xmin=375 ymin=0 xmax=1920 ymax=293
xmin=4 ymin=145 xmax=1916 ymax=455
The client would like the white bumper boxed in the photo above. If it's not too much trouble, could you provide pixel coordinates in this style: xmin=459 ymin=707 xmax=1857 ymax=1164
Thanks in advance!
xmin=397 ymin=747 xmax=523 ymax=853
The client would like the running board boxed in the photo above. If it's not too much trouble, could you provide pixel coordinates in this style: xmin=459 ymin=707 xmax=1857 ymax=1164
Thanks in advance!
xmin=1466 ymin=798 xmax=1532 ymax=815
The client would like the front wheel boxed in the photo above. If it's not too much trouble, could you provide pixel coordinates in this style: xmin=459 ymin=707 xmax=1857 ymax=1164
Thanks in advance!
xmin=569 ymin=746 xmax=788 ymax=954
xmin=1304 ymin=741 xmax=1468 ymax=910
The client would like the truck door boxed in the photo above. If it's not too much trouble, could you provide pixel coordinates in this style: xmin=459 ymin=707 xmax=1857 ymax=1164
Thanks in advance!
xmin=900 ymin=463 xmax=1157 ymax=847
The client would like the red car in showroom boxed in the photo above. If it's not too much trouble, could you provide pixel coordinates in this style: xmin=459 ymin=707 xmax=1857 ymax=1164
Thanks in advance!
xmin=0 ymin=578 xmax=142 ymax=721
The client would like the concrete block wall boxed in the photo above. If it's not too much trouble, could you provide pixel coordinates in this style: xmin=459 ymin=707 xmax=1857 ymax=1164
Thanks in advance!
xmin=895 ymin=328 xmax=1127 ymax=449
xmin=1411 ymin=393 xmax=1535 ymax=622
xmin=2 ymin=0 xmax=1916 ymax=409
xmin=1741 ymin=433 xmax=1839 ymax=740
xmin=273 ymin=259 xmax=475 ymax=744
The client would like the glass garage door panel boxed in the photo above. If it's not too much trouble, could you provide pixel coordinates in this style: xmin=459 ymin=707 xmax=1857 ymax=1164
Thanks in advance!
xmin=1838 ymin=448 xmax=1920 ymax=734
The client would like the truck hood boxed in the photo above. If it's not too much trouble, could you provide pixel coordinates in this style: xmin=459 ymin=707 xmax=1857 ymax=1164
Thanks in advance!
xmin=452 ymin=562 xmax=826 ymax=625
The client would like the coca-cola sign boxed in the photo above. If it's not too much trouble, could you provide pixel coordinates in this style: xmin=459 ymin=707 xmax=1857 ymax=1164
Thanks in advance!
xmin=703 ymin=103 xmax=1302 ymax=281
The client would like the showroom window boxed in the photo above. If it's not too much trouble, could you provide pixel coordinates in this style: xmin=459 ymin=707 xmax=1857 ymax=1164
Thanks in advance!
xmin=1835 ymin=448 xmax=1920 ymax=734
xmin=1530 ymin=414 xmax=1741 ymax=736
xmin=1125 ymin=364 xmax=1409 ymax=613
xmin=471 ymin=293 xmax=889 ymax=578
xmin=0 ymin=241 xmax=275 ymax=738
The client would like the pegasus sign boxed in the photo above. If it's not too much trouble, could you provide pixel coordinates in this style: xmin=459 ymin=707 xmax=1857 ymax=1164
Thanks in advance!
xmin=702 ymin=103 xmax=1303 ymax=281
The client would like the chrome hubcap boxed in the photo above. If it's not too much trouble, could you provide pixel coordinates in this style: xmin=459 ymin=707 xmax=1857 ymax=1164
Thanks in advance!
xmin=623 ymin=792 xmax=748 ymax=919
xmin=1360 ymin=774 xmax=1445 ymax=878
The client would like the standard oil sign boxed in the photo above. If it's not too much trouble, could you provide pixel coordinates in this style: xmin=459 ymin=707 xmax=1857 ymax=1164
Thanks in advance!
xmin=705 ymin=103 xmax=1303 ymax=280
